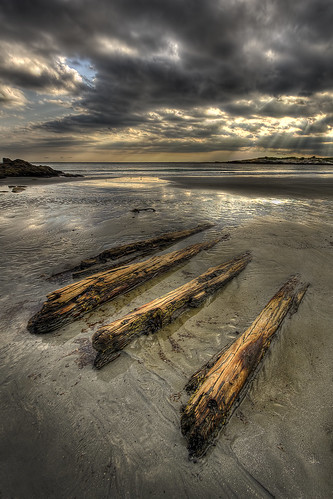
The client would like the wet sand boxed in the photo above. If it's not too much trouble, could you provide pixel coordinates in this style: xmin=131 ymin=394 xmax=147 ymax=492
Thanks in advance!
xmin=0 ymin=173 xmax=332 ymax=498
xmin=167 ymin=174 xmax=333 ymax=199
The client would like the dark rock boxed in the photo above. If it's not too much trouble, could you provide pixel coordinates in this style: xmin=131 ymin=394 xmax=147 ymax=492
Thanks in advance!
xmin=61 ymin=172 xmax=84 ymax=177
xmin=0 ymin=158 xmax=60 ymax=177
xmin=9 ymin=185 xmax=27 ymax=193
xmin=0 ymin=158 xmax=84 ymax=178
xmin=131 ymin=208 xmax=156 ymax=213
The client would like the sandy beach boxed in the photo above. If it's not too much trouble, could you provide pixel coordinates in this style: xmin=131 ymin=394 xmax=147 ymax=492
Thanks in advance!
xmin=0 ymin=167 xmax=332 ymax=498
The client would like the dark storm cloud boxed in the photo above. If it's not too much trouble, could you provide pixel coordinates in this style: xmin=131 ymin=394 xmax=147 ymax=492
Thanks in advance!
xmin=95 ymin=135 xmax=251 ymax=154
xmin=3 ymin=135 xmax=92 ymax=153
xmin=0 ymin=0 xmax=332 ymax=155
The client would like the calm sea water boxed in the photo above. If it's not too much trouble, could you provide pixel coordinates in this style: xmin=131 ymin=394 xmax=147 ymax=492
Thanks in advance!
xmin=43 ymin=160 xmax=333 ymax=178
xmin=0 ymin=162 xmax=332 ymax=498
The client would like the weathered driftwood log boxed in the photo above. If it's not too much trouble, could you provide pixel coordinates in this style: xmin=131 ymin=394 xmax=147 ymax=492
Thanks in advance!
xmin=181 ymin=277 xmax=309 ymax=458
xmin=53 ymin=223 xmax=215 ymax=279
xmin=27 ymin=236 xmax=225 ymax=334
xmin=92 ymin=252 xmax=252 ymax=369
xmin=185 ymin=279 xmax=309 ymax=396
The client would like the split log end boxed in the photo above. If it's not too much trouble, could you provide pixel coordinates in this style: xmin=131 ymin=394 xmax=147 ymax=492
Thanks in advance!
xmin=94 ymin=350 xmax=121 ymax=369
xmin=180 ymin=398 xmax=228 ymax=459
xmin=27 ymin=315 xmax=39 ymax=334
xmin=27 ymin=310 xmax=52 ymax=334
xmin=290 ymin=282 xmax=310 ymax=316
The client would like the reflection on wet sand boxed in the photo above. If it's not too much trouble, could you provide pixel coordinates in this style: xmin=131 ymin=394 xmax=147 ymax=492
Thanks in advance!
xmin=88 ymin=176 xmax=169 ymax=189
xmin=168 ymin=174 xmax=333 ymax=199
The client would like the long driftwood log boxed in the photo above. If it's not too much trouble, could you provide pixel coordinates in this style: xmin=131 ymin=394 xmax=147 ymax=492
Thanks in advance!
xmin=92 ymin=252 xmax=252 ymax=369
xmin=28 ymin=236 xmax=226 ymax=334
xmin=181 ymin=276 xmax=309 ymax=459
xmin=52 ymin=223 xmax=215 ymax=279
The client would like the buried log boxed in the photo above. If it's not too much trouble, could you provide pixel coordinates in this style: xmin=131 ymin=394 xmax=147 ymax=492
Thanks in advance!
xmin=92 ymin=252 xmax=252 ymax=369
xmin=27 ymin=236 xmax=226 ymax=334
xmin=181 ymin=277 xmax=309 ymax=459
xmin=52 ymin=223 xmax=215 ymax=279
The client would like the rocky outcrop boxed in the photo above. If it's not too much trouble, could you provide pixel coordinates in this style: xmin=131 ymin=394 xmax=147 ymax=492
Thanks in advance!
xmin=228 ymin=155 xmax=333 ymax=165
xmin=0 ymin=158 xmax=83 ymax=178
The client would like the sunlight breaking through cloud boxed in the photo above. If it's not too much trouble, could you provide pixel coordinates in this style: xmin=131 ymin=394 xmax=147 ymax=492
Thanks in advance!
xmin=0 ymin=0 xmax=332 ymax=160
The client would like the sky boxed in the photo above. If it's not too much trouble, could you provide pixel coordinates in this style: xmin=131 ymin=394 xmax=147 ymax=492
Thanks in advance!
xmin=0 ymin=0 xmax=332 ymax=162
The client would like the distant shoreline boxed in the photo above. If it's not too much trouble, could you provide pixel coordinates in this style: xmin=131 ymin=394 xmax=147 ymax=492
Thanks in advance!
xmin=226 ymin=155 xmax=333 ymax=165
xmin=27 ymin=156 xmax=333 ymax=165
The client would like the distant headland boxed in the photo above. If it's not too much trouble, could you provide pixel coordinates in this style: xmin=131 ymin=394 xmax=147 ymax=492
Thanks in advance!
xmin=227 ymin=155 xmax=333 ymax=165
xmin=0 ymin=158 xmax=83 ymax=178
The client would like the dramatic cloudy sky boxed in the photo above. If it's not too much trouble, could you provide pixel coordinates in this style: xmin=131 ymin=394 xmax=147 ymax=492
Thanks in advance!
xmin=1 ymin=0 xmax=332 ymax=161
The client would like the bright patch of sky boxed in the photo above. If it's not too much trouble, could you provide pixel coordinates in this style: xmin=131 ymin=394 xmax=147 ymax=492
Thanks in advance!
xmin=67 ymin=58 xmax=96 ymax=85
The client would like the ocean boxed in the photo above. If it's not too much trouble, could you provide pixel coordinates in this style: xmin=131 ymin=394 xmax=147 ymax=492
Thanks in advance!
xmin=0 ymin=162 xmax=332 ymax=498
xmin=43 ymin=160 xmax=333 ymax=178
